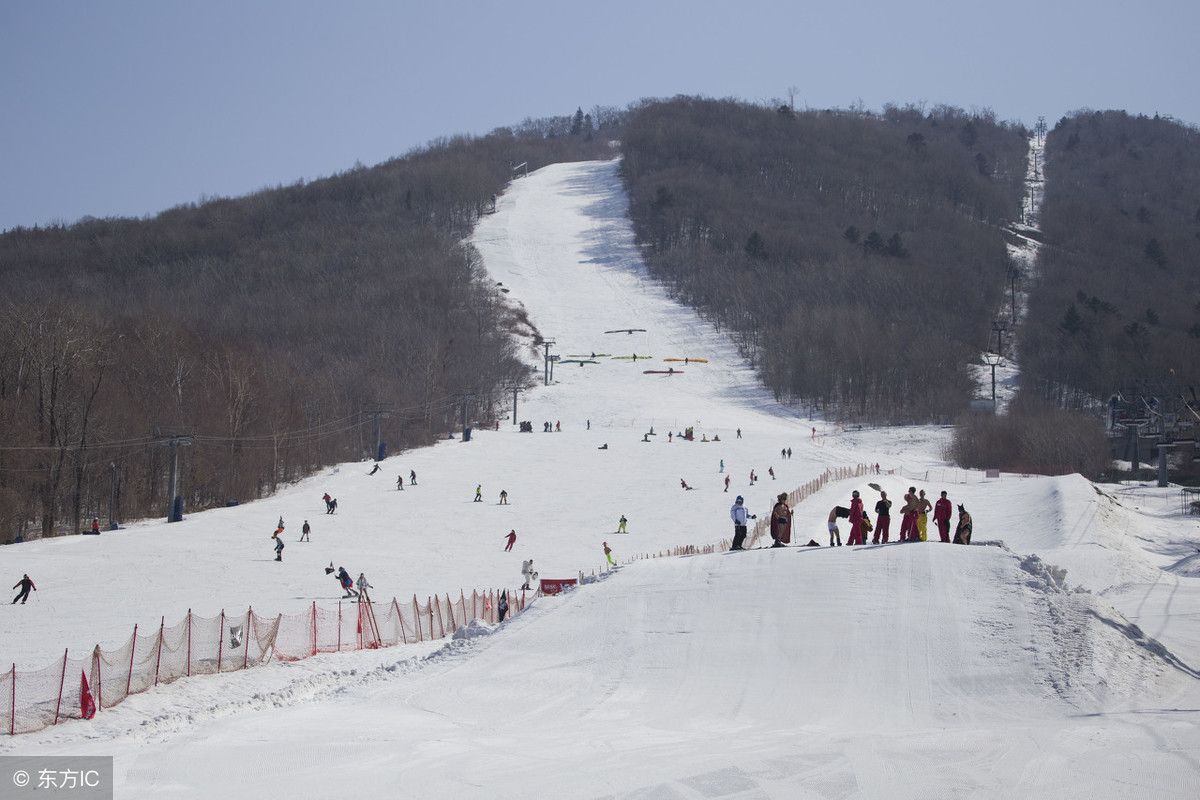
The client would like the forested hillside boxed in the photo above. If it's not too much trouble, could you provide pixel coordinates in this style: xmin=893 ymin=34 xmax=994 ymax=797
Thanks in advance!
xmin=619 ymin=97 xmax=1029 ymax=421
xmin=0 ymin=116 xmax=620 ymax=541
xmin=1021 ymin=110 xmax=1200 ymax=403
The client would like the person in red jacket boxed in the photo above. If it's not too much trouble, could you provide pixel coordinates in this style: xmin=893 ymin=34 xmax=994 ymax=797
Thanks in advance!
xmin=847 ymin=490 xmax=866 ymax=545
xmin=933 ymin=491 xmax=954 ymax=542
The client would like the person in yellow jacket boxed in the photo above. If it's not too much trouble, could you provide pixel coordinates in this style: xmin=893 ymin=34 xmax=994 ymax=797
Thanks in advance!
xmin=916 ymin=489 xmax=932 ymax=541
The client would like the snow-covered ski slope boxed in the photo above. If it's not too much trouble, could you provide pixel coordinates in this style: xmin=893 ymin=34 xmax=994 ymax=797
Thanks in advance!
xmin=4 ymin=160 xmax=1200 ymax=799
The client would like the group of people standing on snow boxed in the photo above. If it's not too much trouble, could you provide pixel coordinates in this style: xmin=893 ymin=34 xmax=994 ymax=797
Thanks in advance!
xmin=734 ymin=483 xmax=973 ymax=550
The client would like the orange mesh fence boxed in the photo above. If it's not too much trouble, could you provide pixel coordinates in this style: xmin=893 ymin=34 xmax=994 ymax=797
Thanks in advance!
xmin=3 ymin=588 xmax=525 ymax=736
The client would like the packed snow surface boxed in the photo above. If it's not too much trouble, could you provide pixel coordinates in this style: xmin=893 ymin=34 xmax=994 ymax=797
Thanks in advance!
xmin=3 ymin=160 xmax=1200 ymax=799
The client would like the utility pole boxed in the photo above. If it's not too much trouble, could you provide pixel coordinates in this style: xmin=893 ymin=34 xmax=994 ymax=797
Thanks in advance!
xmin=108 ymin=460 xmax=117 ymax=530
xmin=541 ymin=340 xmax=556 ymax=386
xmin=364 ymin=404 xmax=392 ymax=460
xmin=155 ymin=426 xmax=195 ymax=523
xmin=506 ymin=386 xmax=525 ymax=426
xmin=982 ymin=353 xmax=1003 ymax=407
xmin=455 ymin=392 xmax=477 ymax=440
xmin=991 ymin=321 xmax=1008 ymax=358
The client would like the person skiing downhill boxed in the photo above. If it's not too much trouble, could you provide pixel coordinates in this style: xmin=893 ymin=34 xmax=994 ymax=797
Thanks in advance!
xmin=504 ymin=530 xmax=517 ymax=551
xmin=11 ymin=574 xmax=35 ymax=604
xmin=603 ymin=541 xmax=616 ymax=566
xmin=300 ymin=520 xmax=311 ymax=542
xmin=323 ymin=492 xmax=333 ymax=512
xmin=474 ymin=485 xmax=483 ymax=502
xmin=356 ymin=572 xmax=373 ymax=602
xmin=729 ymin=496 xmax=755 ymax=550
xmin=617 ymin=515 xmax=627 ymax=533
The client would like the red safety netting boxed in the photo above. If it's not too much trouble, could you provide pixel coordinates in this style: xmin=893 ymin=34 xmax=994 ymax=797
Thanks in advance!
xmin=3 ymin=588 xmax=526 ymax=736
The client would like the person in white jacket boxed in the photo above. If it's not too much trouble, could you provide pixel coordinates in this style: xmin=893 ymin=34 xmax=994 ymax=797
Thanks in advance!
xmin=521 ymin=559 xmax=536 ymax=590
xmin=356 ymin=572 xmax=373 ymax=602
xmin=729 ymin=496 xmax=755 ymax=550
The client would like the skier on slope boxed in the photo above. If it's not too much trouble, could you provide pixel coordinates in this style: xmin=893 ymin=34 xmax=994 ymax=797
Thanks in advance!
xmin=504 ymin=530 xmax=517 ymax=551
xmin=521 ymin=559 xmax=536 ymax=590
xmin=603 ymin=541 xmax=616 ymax=566
xmin=11 ymin=574 xmax=36 ymax=604
xmin=729 ymin=496 xmax=755 ymax=550
xmin=356 ymin=572 xmax=373 ymax=602
xmin=272 ymin=530 xmax=285 ymax=561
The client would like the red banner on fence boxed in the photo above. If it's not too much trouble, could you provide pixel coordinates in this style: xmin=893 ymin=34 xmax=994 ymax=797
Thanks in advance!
xmin=539 ymin=578 xmax=577 ymax=596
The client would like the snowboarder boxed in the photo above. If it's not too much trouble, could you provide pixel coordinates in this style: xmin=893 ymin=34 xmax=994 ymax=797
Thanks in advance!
xmin=356 ymin=572 xmax=373 ymax=601
xmin=873 ymin=491 xmax=892 ymax=544
xmin=724 ymin=475 xmax=731 ymax=492
xmin=770 ymin=493 xmax=792 ymax=547
xmin=848 ymin=490 xmax=866 ymax=545
xmin=680 ymin=478 xmax=693 ymax=490
xmin=504 ymin=530 xmax=517 ymax=551
xmin=11 ymin=574 xmax=35 ymax=604
xmin=368 ymin=463 xmax=381 ymax=475
xmin=617 ymin=515 xmax=627 ymax=533
xmin=474 ymin=485 xmax=483 ymax=502
xmin=749 ymin=469 xmax=756 ymax=485
xmin=521 ymin=559 xmax=535 ymax=590
xmin=603 ymin=541 xmax=616 ymax=566
xmin=828 ymin=506 xmax=849 ymax=546
xmin=499 ymin=490 xmax=508 ymax=505
xmin=272 ymin=531 xmax=285 ymax=561
xmin=719 ymin=459 xmax=724 ymax=473
xmin=953 ymin=505 xmax=973 ymax=545
xmin=396 ymin=475 xmax=404 ymax=491
xmin=91 ymin=517 xmax=100 ymax=534
xmin=410 ymin=470 xmax=417 ymax=485
xmin=934 ymin=491 xmax=953 ymax=543
xmin=769 ymin=466 xmax=775 ymax=480
xmin=323 ymin=493 xmax=333 ymax=513
xmin=730 ymin=496 xmax=755 ymax=550
xmin=336 ymin=567 xmax=358 ymax=599
xmin=787 ymin=447 xmax=792 ymax=459
xmin=737 ymin=428 xmax=742 ymax=438
xmin=300 ymin=520 xmax=311 ymax=542
xmin=328 ymin=498 xmax=338 ymax=514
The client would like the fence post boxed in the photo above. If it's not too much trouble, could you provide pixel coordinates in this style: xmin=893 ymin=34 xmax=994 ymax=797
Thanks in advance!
xmin=54 ymin=649 xmax=68 ymax=726
xmin=217 ymin=610 xmax=225 ymax=674
xmin=92 ymin=645 xmax=102 ymax=712
xmin=155 ymin=617 xmax=165 ymax=687
xmin=337 ymin=602 xmax=343 ymax=652
xmin=125 ymin=624 xmax=138 ymax=698
xmin=242 ymin=607 xmax=252 ymax=670
xmin=311 ymin=601 xmax=317 ymax=657
xmin=187 ymin=609 xmax=192 ymax=677
xmin=394 ymin=598 xmax=408 ymax=644
xmin=10 ymin=663 xmax=15 ymax=735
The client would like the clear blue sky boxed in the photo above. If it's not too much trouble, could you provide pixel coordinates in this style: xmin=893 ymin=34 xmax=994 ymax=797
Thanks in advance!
xmin=2 ymin=0 xmax=1197 ymax=231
